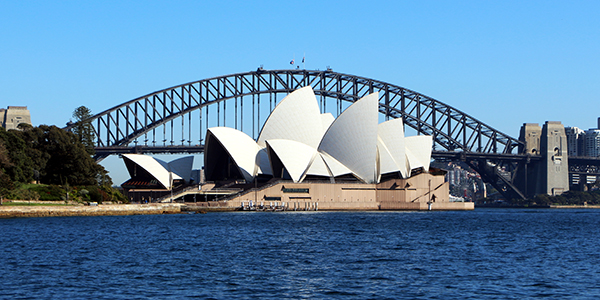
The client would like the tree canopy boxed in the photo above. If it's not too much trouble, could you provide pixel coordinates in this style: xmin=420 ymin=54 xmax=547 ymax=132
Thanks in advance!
xmin=0 ymin=106 xmax=127 ymax=202
xmin=0 ymin=124 xmax=112 ymax=194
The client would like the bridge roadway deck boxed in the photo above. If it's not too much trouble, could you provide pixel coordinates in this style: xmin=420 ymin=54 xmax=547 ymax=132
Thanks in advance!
xmin=95 ymin=145 xmax=204 ymax=157
xmin=95 ymin=146 xmax=600 ymax=172
xmin=96 ymin=146 xmax=536 ymax=161
xmin=431 ymin=150 xmax=540 ymax=162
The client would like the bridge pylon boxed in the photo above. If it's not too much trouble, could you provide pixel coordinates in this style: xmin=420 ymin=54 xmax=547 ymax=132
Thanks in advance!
xmin=516 ymin=121 xmax=569 ymax=198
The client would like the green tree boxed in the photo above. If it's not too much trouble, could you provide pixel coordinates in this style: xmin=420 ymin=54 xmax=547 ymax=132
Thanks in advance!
xmin=17 ymin=123 xmax=33 ymax=131
xmin=19 ymin=125 xmax=51 ymax=181
xmin=0 ymin=127 xmax=36 ymax=183
xmin=72 ymin=106 xmax=95 ymax=155
xmin=0 ymin=123 xmax=119 ymax=200
xmin=0 ymin=139 xmax=14 ymax=196
xmin=36 ymin=125 xmax=102 ymax=186
xmin=96 ymin=166 xmax=113 ymax=187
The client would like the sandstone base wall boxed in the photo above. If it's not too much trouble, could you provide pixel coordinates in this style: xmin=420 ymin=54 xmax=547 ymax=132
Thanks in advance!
xmin=221 ymin=173 xmax=472 ymax=211
xmin=0 ymin=203 xmax=182 ymax=218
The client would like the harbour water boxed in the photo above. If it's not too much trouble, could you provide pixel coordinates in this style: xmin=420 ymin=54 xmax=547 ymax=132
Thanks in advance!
xmin=1 ymin=209 xmax=600 ymax=299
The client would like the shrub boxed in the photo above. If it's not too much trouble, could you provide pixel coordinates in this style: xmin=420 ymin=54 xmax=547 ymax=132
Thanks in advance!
xmin=5 ymin=188 xmax=40 ymax=200
xmin=79 ymin=189 xmax=90 ymax=201
xmin=28 ymin=184 xmax=66 ymax=201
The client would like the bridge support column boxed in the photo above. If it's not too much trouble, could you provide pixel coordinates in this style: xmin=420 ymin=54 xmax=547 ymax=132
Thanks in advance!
xmin=540 ymin=121 xmax=569 ymax=196
xmin=516 ymin=123 xmax=542 ymax=198
xmin=516 ymin=122 xmax=569 ymax=198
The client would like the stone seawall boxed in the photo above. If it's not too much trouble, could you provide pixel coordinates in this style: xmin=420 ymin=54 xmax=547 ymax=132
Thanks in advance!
xmin=0 ymin=200 xmax=475 ymax=218
xmin=183 ymin=202 xmax=235 ymax=212
xmin=0 ymin=203 xmax=182 ymax=218
xmin=549 ymin=205 xmax=600 ymax=209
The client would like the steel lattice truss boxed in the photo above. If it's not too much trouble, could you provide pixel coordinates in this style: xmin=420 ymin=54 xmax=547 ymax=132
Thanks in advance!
xmin=62 ymin=69 xmax=536 ymax=200
xmin=64 ymin=69 xmax=523 ymax=155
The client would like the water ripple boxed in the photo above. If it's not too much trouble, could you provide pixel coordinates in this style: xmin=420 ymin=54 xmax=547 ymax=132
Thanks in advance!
xmin=1 ymin=209 xmax=600 ymax=299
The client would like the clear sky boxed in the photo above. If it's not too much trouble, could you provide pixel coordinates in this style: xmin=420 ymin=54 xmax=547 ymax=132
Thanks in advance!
xmin=2 ymin=1 xmax=599 ymax=185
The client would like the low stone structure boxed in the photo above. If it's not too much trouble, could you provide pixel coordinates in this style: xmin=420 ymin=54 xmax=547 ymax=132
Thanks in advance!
xmin=0 ymin=106 xmax=32 ymax=130
xmin=0 ymin=203 xmax=182 ymax=218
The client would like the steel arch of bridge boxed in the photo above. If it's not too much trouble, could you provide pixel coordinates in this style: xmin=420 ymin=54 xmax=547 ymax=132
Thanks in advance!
xmin=66 ymin=69 xmax=523 ymax=156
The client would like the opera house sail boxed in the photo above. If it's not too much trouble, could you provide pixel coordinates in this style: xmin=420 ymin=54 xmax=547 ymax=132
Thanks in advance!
xmin=121 ymin=86 xmax=472 ymax=210
xmin=121 ymin=154 xmax=194 ymax=190
xmin=204 ymin=86 xmax=431 ymax=185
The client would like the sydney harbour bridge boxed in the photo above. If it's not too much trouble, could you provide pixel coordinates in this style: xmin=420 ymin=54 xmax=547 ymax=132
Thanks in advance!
xmin=64 ymin=68 xmax=600 ymax=200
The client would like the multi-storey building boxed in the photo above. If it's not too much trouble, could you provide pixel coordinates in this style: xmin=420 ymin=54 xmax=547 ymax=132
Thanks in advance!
xmin=565 ymin=126 xmax=586 ymax=157
xmin=585 ymin=129 xmax=600 ymax=157
xmin=565 ymin=118 xmax=600 ymax=158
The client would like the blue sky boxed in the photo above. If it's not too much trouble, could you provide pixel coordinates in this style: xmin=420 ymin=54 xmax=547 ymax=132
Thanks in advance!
xmin=2 ymin=1 xmax=599 ymax=185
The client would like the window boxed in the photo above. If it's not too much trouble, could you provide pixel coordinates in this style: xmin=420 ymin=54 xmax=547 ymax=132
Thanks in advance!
xmin=282 ymin=188 xmax=309 ymax=193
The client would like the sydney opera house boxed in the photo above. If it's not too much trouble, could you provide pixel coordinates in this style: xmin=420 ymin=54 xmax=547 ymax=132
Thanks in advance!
xmin=122 ymin=86 xmax=473 ymax=210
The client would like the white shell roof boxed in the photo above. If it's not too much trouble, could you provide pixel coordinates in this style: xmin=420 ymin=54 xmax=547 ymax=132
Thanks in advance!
xmin=255 ymin=148 xmax=272 ymax=176
xmin=377 ymin=118 xmax=408 ymax=178
xmin=200 ymin=87 xmax=433 ymax=184
xmin=304 ymin=153 xmax=332 ymax=178
xmin=169 ymin=156 xmax=194 ymax=182
xmin=320 ymin=152 xmax=352 ymax=177
xmin=318 ymin=93 xmax=379 ymax=183
xmin=257 ymin=86 xmax=324 ymax=149
xmin=266 ymin=139 xmax=317 ymax=183
xmin=122 ymin=154 xmax=183 ymax=189
xmin=207 ymin=127 xmax=261 ymax=182
xmin=404 ymin=135 xmax=433 ymax=176
xmin=320 ymin=113 xmax=335 ymax=133
xmin=154 ymin=157 xmax=170 ymax=171
xmin=377 ymin=138 xmax=398 ymax=176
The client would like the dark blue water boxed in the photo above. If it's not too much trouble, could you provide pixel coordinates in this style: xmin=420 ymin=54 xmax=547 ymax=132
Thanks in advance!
xmin=1 ymin=209 xmax=600 ymax=299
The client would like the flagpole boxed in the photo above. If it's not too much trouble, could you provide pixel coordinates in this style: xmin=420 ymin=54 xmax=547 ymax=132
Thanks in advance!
xmin=303 ymin=52 xmax=305 ymax=69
